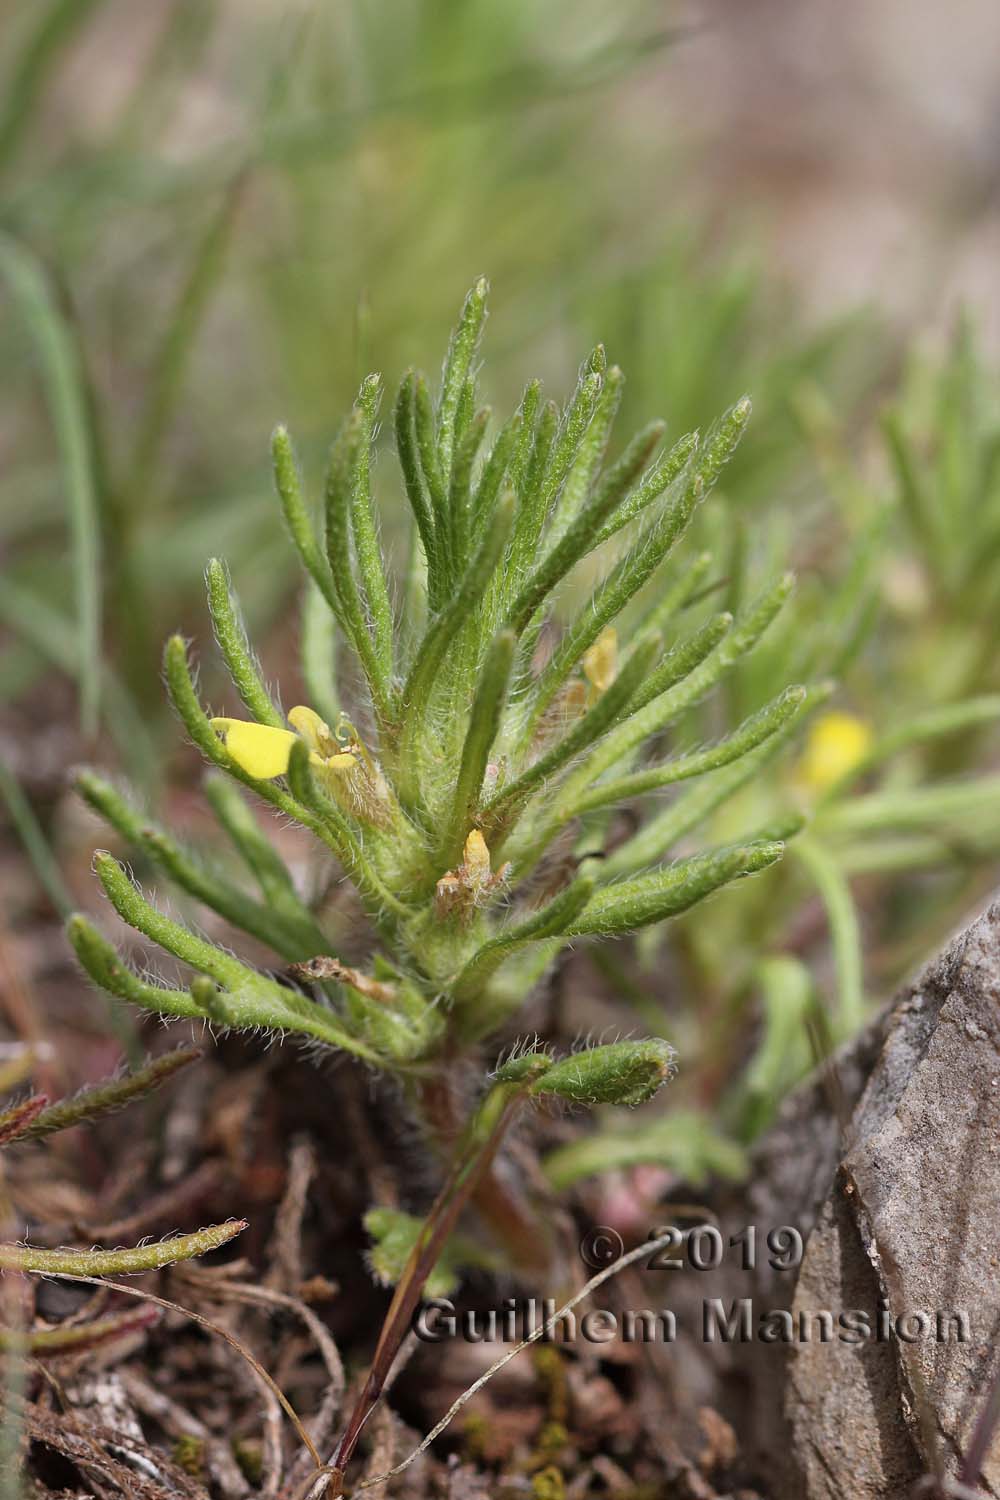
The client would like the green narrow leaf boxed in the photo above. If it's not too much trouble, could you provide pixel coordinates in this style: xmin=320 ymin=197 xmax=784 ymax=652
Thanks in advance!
xmin=451 ymin=872 xmax=597 ymax=1002
xmin=76 ymin=769 xmax=328 ymax=959
xmin=615 ymin=610 xmax=733 ymax=726
xmin=272 ymin=424 xmax=340 ymax=617
xmin=16 ymin=1048 xmax=199 ymax=1142
xmin=603 ymin=682 xmax=829 ymax=879
xmin=522 ymin=367 xmax=604 ymax=557
xmin=530 ymin=1038 xmax=675 ymax=1107
xmin=0 ymin=1221 xmax=247 ymax=1276
xmin=351 ymin=374 xmax=395 ymax=678
xmin=545 ymin=357 xmax=620 ymax=543
xmin=575 ymin=685 xmax=806 ymax=815
xmin=437 ymin=276 xmax=489 ymax=477
xmin=471 ymin=406 xmax=523 ymax=526
xmin=91 ymin=856 xmax=385 ymax=1057
xmin=398 ymin=494 xmax=516 ymax=805
xmin=205 ymin=557 xmax=284 ymax=728
xmin=507 ymin=378 xmax=542 ymax=497
xmin=639 ymin=573 xmax=794 ymax=718
xmin=448 ymin=406 xmax=490 ymax=572
xmin=567 ymin=575 xmax=794 ymax=805
xmin=394 ymin=370 xmax=439 ymax=596
xmin=524 ymin=468 xmax=707 ymax=731
xmin=95 ymin=850 xmax=277 ymax=994
xmin=592 ymin=428 xmax=699 ymax=548
xmin=507 ymin=419 xmax=666 ymax=634
xmin=697 ymin=395 xmax=753 ymax=489
xmin=324 ymin=408 xmax=394 ymax=721
xmin=882 ymin=407 xmax=947 ymax=572
xmin=68 ymin=912 xmax=205 ymax=1021
xmin=441 ymin=630 xmax=516 ymax=869
xmin=484 ymin=635 xmax=661 ymax=843
xmin=414 ymin=372 xmax=449 ymax=574
xmin=204 ymin=773 xmax=301 ymax=908
xmin=568 ymin=840 xmax=784 ymax=935
xmin=507 ymin=397 xmax=559 ymax=584
xmin=0 ymin=234 xmax=101 ymax=736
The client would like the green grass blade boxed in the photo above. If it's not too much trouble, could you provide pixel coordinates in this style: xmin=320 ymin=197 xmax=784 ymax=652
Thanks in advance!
xmin=793 ymin=836 xmax=864 ymax=1036
xmin=0 ymin=0 xmax=105 ymax=171
xmin=0 ymin=234 xmax=101 ymax=736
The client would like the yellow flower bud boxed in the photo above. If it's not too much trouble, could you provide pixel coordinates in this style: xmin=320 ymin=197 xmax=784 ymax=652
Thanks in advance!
xmin=463 ymin=829 xmax=491 ymax=882
xmin=582 ymin=627 xmax=618 ymax=696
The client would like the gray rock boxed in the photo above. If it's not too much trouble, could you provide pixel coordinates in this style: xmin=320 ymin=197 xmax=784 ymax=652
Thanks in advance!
xmin=784 ymin=897 xmax=1000 ymax=1498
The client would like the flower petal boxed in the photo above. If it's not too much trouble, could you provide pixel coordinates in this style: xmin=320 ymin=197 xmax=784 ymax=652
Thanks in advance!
xmin=210 ymin=719 xmax=298 ymax=779
xmin=288 ymin=705 xmax=332 ymax=755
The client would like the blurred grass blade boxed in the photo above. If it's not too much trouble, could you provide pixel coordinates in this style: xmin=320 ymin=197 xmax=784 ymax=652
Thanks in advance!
xmin=0 ymin=1305 xmax=160 ymax=1357
xmin=0 ymin=234 xmax=101 ymax=736
xmin=0 ymin=0 xmax=105 ymax=172
xmin=545 ymin=1110 xmax=747 ymax=1190
xmin=793 ymin=835 xmax=864 ymax=1037
xmin=301 ymin=579 xmax=340 ymax=728
xmin=125 ymin=177 xmax=245 ymax=492
xmin=0 ymin=760 xmax=73 ymax=916
xmin=0 ymin=579 xmax=154 ymax=784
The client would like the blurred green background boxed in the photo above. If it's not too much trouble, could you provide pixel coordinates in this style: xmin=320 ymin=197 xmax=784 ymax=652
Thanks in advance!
xmin=3 ymin=0 xmax=1000 ymax=1153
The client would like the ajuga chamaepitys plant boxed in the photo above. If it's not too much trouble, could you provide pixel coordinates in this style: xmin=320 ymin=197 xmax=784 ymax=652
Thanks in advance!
xmin=68 ymin=280 xmax=813 ymax=1478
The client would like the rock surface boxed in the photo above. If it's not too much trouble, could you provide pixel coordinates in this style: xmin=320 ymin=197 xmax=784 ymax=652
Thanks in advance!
xmin=781 ymin=897 xmax=1000 ymax=1497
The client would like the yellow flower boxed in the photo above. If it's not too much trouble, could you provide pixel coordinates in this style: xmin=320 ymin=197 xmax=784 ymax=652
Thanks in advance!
xmin=796 ymin=711 xmax=873 ymax=794
xmin=210 ymin=705 xmax=355 ymax=782
xmin=211 ymin=706 xmax=391 ymax=827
